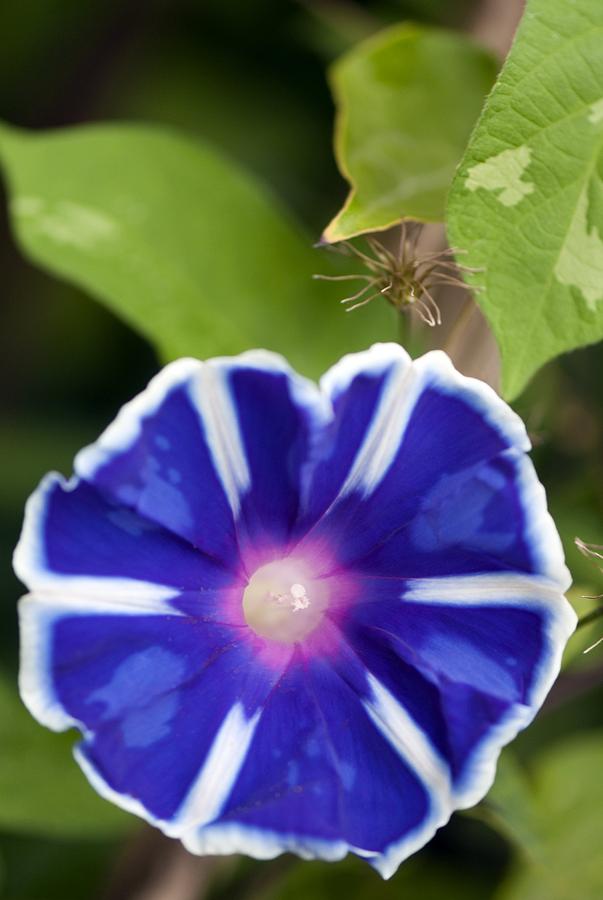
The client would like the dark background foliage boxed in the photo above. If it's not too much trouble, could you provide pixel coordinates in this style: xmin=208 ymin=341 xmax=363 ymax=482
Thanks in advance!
xmin=0 ymin=1 xmax=602 ymax=898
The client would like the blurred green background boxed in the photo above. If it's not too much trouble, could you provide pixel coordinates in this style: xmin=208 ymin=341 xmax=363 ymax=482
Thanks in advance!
xmin=1 ymin=1 xmax=602 ymax=898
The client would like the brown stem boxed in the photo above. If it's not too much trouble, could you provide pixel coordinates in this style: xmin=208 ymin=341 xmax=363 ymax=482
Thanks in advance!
xmin=100 ymin=828 xmax=235 ymax=900
xmin=469 ymin=0 xmax=525 ymax=58
xmin=443 ymin=295 xmax=476 ymax=355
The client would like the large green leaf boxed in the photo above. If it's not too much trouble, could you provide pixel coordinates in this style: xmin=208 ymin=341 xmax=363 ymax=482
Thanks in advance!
xmin=447 ymin=0 xmax=603 ymax=400
xmin=0 ymin=123 xmax=392 ymax=375
xmin=323 ymin=24 xmax=496 ymax=241
xmin=480 ymin=750 xmax=545 ymax=861
xmin=0 ymin=674 xmax=131 ymax=838
xmin=496 ymin=733 xmax=603 ymax=900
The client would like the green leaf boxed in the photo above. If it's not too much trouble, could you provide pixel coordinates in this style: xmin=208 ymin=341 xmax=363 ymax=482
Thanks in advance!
xmin=0 ymin=673 xmax=131 ymax=838
xmin=0 ymin=832 xmax=117 ymax=900
xmin=0 ymin=420 xmax=96 ymax=512
xmin=324 ymin=24 xmax=496 ymax=242
xmin=496 ymin=732 xmax=603 ymax=900
xmin=265 ymin=854 xmax=493 ymax=900
xmin=478 ymin=750 xmax=545 ymax=861
xmin=447 ymin=0 xmax=603 ymax=400
xmin=561 ymin=595 xmax=603 ymax=667
xmin=0 ymin=122 xmax=392 ymax=376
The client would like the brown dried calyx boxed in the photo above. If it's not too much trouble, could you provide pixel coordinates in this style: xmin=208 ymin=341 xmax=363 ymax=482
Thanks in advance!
xmin=314 ymin=223 xmax=479 ymax=327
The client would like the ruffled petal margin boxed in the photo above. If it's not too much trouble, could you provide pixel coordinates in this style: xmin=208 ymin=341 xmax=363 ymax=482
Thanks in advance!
xmin=297 ymin=345 xmax=565 ymax=583
xmin=75 ymin=352 xmax=329 ymax=569
xmin=13 ymin=472 xmax=234 ymax=598
xmin=13 ymin=344 xmax=576 ymax=879
xmin=336 ymin=571 xmax=576 ymax=804
xmin=19 ymin=592 xmax=289 ymax=828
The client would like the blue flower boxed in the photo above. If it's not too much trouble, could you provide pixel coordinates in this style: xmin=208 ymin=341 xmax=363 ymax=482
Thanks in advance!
xmin=13 ymin=344 xmax=575 ymax=878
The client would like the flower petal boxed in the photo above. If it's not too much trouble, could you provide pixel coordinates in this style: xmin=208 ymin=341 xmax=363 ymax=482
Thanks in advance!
xmin=75 ymin=359 xmax=242 ymax=567
xmin=204 ymin=352 xmax=329 ymax=561
xmin=75 ymin=354 xmax=328 ymax=569
xmin=298 ymin=345 xmax=561 ymax=581
xmin=338 ymin=571 xmax=576 ymax=806
xmin=184 ymin=647 xmax=452 ymax=878
xmin=14 ymin=346 xmax=576 ymax=879
xmin=19 ymin=594 xmax=286 ymax=826
xmin=13 ymin=473 xmax=233 ymax=598
xmin=298 ymin=343 xmax=411 ymax=529
xmin=352 ymin=450 xmax=566 ymax=580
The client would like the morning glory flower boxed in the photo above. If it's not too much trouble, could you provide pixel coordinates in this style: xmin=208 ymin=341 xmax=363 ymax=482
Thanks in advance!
xmin=14 ymin=344 xmax=575 ymax=878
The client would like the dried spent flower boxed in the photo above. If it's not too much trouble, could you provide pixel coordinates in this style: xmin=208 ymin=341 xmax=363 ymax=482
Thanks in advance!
xmin=574 ymin=537 xmax=603 ymax=652
xmin=314 ymin=224 xmax=480 ymax=326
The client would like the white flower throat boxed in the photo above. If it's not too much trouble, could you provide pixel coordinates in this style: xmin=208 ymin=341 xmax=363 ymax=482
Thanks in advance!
xmin=242 ymin=559 xmax=328 ymax=643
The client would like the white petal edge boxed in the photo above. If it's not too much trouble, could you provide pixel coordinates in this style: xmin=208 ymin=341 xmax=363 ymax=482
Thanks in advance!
xmin=320 ymin=343 xmax=530 ymax=499
xmin=19 ymin=571 xmax=574 ymax=879
xmin=361 ymin=674 xmax=454 ymax=878
xmin=183 ymin=822 xmax=372 ymax=865
xmin=14 ymin=345 xmax=572 ymax=879
xmin=75 ymin=351 xmax=330 ymax=521
xmin=74 ymin=746 xmax=377 ymax=870
xmin=403 ymin=572 xmax=577 ymax=806
xmin=345 ymin=572 xmax=577 ymax=876
xmin=73 ymin=702 xmax=263 ymax=839
xmin=75 ymin=357 xmax=251 ymax=518
xmin=510 ymin=450 xmax=571 ymax=590
xmin=204 ymin=350 xmax=332 ymax=509
xmin=13 ymin=473 xmax=182 ymax=604
xmin=18 ymin=592 xmax=184 ymax=732
xmin=72 ymin=698 xmax=378 ymax=871
xmin=187 ymin=671 xmax=458 ymax=879
xmin=20 ymin=599 xmax=278 ymax=851
xmin=74 ymin=358 xmax=202 ymax=483
xmin=322 ymin=343 xmax=568 ymax=588
xmin=181 ymin=671 xmax=457 ymax=878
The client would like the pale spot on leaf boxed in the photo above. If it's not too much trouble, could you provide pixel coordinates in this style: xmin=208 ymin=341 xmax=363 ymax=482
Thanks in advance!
xmin=555 ymin=188 xmax=603 ymax=310
xmin=12 ymin=197 xmax=120 ymax=249
xmin=12 ymin=196 xmax=43 ymax=217
xmin=587 ymin=99 xmax=603 ymax=125
xmin=465 ymin=146 xmax=534 ymax=207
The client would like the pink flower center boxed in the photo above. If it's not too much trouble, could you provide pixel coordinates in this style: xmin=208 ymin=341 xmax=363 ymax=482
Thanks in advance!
xmin=242 ymin=558 xmax=329 ymax=643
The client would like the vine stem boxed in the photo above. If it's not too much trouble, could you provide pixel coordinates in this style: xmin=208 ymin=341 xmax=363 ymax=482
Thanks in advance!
xmin=102 ymin=830 xmax=233 ymax=900
xmin=397 ymin=309 xmax=407 ymax=346
xmin=442 ymin=294 xmax=476 ymax=356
